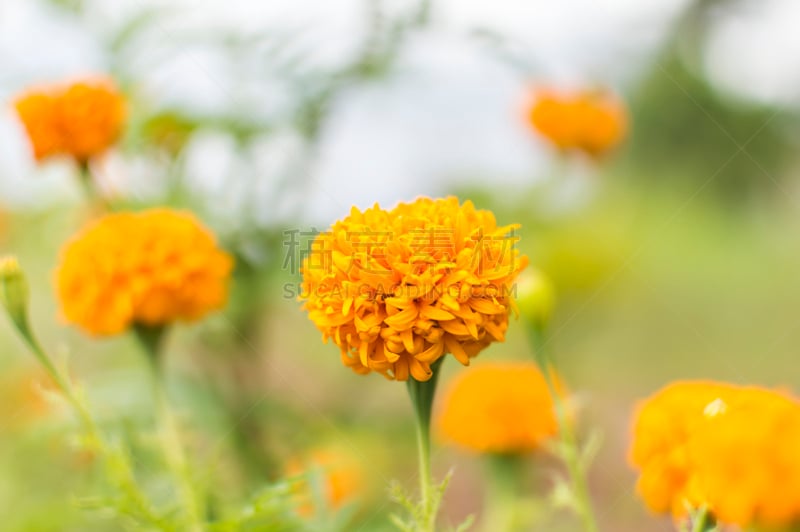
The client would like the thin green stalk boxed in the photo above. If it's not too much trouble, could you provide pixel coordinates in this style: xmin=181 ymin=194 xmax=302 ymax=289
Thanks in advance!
xmin=691 ymin=510 xmax=706 ymax=532
xmin=77 ymin=161 xmax=112 ymax=210
xmin=22 ymin=328 xmax=83 ymax=417
xmin=11 ymin=315 xmax=165 ymax=526
xmin=527 ymin=326 xmax=599 ymax=532
xmin=65 ymin=380 xmax=167 ymax=528
xmin=0 ymin=259 xmax=165 ymax=526
xmin=77 ymin=161 xmax=98 ymax=202
xmin=689 ymin=506 xmax=716 ymax=532
xmin=415 ymin=412 xmax=432 ymax=522
xmin=135 ymin=325 xmax=205 ymax=532
xmin=406 ymin=358 xmax=444 ymax=532
xmin=483 ymin=454 xmax=523 ymax=532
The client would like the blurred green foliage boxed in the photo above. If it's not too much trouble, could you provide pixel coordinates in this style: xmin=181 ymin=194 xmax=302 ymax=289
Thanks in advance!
xmin=625 ymin=0 xmax=799 ymax=205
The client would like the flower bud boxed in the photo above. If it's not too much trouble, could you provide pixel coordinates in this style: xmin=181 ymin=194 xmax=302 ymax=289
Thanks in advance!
xmin=0 ymin=257 xmax=70 ymax=395
xmin=516 ymin=268 xmax=556 ymax=329
xmin=0 ymin=256 xmax=31 ymax=335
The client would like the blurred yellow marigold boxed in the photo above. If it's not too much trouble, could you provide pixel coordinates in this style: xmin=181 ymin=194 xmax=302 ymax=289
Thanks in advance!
xmin=688 ymin=388 xmax=800 ymax=527
xmin=56 ymin=209 xmax=233 ymax=336
xmin=299 ymin=197 xmax=528 ymax=382
xmin=14 ymin=78 xmax=125 ymax=163
xmin=630 ymin=381 xmax=737 ymax=517
xmin=438 ymin=363 xmax=559 ymax=453
xmin=630 ymin=381 xmax=800 ymax=527
xmin=526 ymin=88 xmax=627 ymax=157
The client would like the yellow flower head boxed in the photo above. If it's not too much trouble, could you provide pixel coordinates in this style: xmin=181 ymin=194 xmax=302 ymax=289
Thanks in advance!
xmin=688 ymin=388 xmax=800 ymax=528
xmin=14 ymin=78 xmax=126 ymax=163
xmin=630 ymin=381 xmax=800 ymax=527
xmin=299 ymin=197 xmax=528 ymax=381
xmin=437 ymin=362 xmax=559 ymax=453
xmin=629 ymin=381 xmax=738 ymax=517
xmin=56 ymin=209 xmax=233 ymax=336
xmin=526 ymin=87 xmax=627 ymax=157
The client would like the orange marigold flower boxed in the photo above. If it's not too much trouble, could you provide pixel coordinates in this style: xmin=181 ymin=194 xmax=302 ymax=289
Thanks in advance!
xmin=299 ymin=197 xmax=528 ymax=382
xmin=526 ymin=88 xmax=627 ymax=157
xmin=287 ymin=448 xmax=364 ymax=514
xmin=0 ymin=367 xmax=58 ymax=430
xmin=688 ymin=388 xmax=800 ymax=528
xmin=55 ymin=209 xmax=233 ymax=336
xmin=437 ymin=362 xmax=559 ymax=453
xmin=14 ymin=78 xmax=126 ymax=163
xmin=630 ymin=381 xmax=800 ymax=527
xmin=630 ymin=381 xmax=739 ymax=517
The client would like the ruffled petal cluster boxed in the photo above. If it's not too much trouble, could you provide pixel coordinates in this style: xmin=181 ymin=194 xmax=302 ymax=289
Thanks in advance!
xmin=56 ymin=209 xmax=233 ymax=336
xmin=527 ymin=88 xmax=627 ymax=157
xmin=300 ymin=197 xmax=528 ymax=381
xmin=14 ymin=78 xmax=125 ymax=163
xmin=438 ymin=362 xmax=559 ymax=453
xmin=630 ymin=380 xmax=800 ymax=527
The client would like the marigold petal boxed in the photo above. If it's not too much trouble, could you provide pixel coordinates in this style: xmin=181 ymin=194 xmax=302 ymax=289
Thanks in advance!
xmin=419 ymin=304 xmax=455 ymax=321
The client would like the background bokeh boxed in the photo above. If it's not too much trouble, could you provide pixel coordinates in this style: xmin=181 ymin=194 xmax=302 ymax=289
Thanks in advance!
xmin=1 ymin=0 xmax=800 ymax=530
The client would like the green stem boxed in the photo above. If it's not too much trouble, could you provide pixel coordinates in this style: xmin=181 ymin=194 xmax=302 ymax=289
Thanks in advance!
xmin=77 ymin=161 xmax=97 ymax=202
xmin=691 ymin=510 xmax=706 ymax=532
xmin=13 ymin=318 xmax=165 ymax=526
xmin=527 ymin=326 xmax=599 ymax=532
xmin=21 ymin=327 xmax=83 ymax=416
xmin=406 ymin=358 xmax=444 ymax=532
xmin=77 ymin=161 xmax=111 ymax=210
xmin=68 ymin=385 xmax=167 ymax=528
xmin=135 ymin=325 xmax=204 ymax=532
xmin=0 ymin=262 xmax=167 ymax=526
xmin=689 ymin=506 xmax=716 ymax=532
xmin=484 ymin=454 xmax=523 ymax=532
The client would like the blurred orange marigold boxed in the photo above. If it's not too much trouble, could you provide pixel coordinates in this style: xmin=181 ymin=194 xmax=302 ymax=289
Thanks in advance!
xmin=630 ymin=381 xmax=800 ymax=527
xmin=438 ymin=362 xmax=559 ymax=453
xmin=630 ymin=381 xmax=737 ymax=517
xmin=14 ymin=78 xmax=126 ymax=163
xmin=689 ymin=387 xmax=800 ymax=528
xmin=299 ymin=197 xmax=528 ymax=382
xmin=287 ymin=449 xmax=364 ymax=514
xmin=526 ymin=88 xmax=626 ymax=157
xmin=0 ymin=368 xmax=58 ymax=430
xmin=56 ymin=209 xmax=233 ymax=336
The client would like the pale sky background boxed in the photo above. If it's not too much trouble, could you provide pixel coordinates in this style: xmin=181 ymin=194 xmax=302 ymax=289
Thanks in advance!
xmin=0 ymin=0 xmax=798 ymax=224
